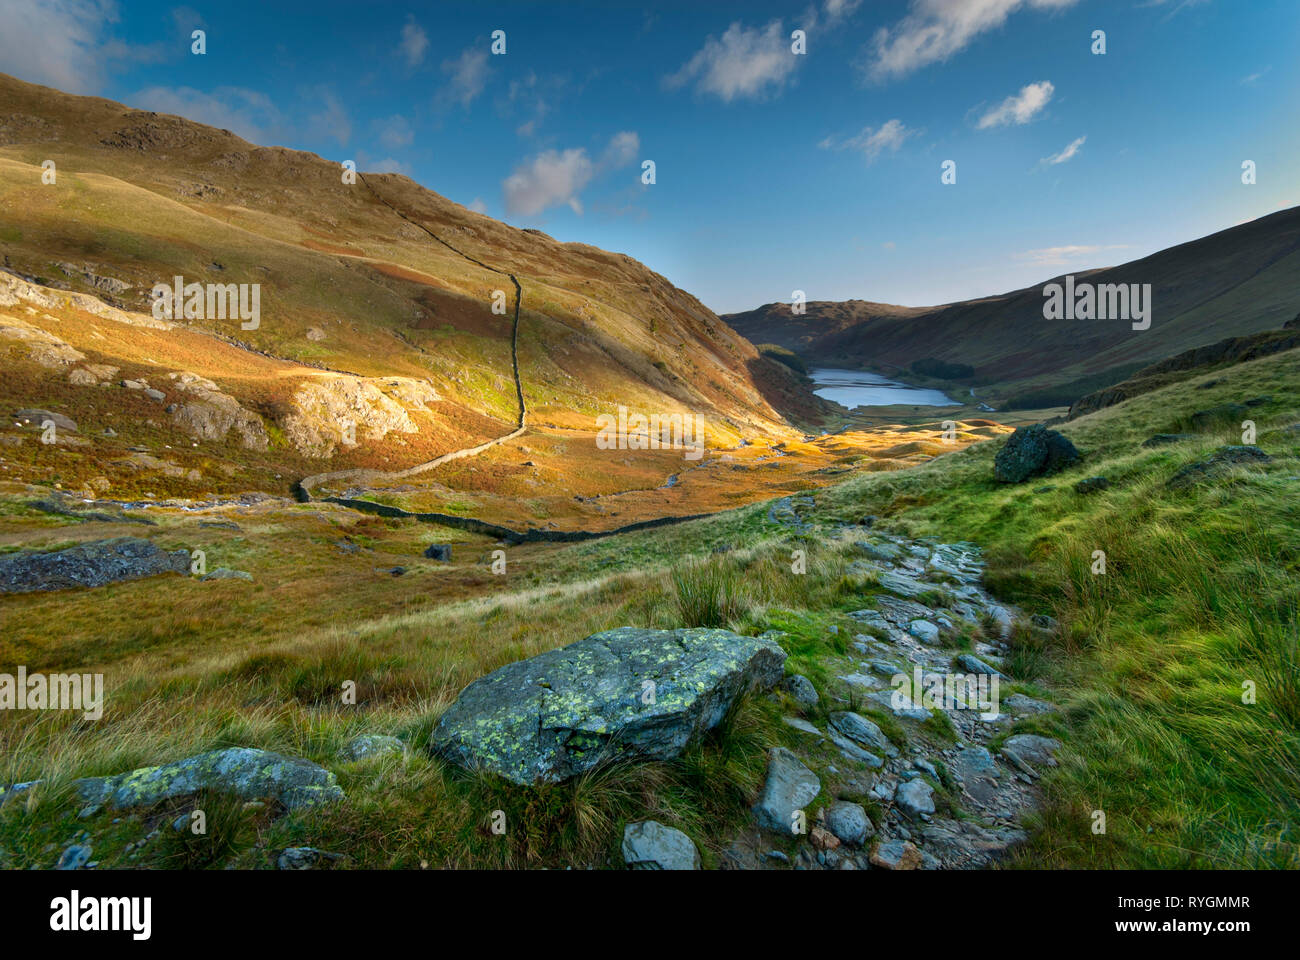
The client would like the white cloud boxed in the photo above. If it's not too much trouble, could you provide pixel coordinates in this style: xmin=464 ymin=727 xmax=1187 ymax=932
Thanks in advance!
xmin=502 ymin=132 xmax=639 ymax=218
xmin=1041 ymin=135 xmax=1085 ymax=165
xmin=439 ymin=47 xmax=490 ymax=108
xmin=356 ymin=151 xmax=412 ymax=176
xmin=823 ymin=0 xmax=863 ymax=23
xmin=601 ymin=131 xmax=640 ymax=168
xmin=666 ymin=20 xmax=799 ymax=102
xmin=467 ymin=198 xmax=488 ymax=214
xmin=866 ymin=0 xmax=1079 ymax=81
xmin=819 ymin=118 xmax=916 ymax=161
xmin=400 ymin=16 xmax=428 ymax=67
xmin=504 ymin=148 xmax=594 ymax=217
xmin=1015 ymin=243 xmax=1129 ymax=267
xmin=129 ymin=85 xmax=283 ymax=142
xmin=977 ymin=80 xmax=1054 ymax=128
xmin=0 ymin=0 xmax=119 ymax=93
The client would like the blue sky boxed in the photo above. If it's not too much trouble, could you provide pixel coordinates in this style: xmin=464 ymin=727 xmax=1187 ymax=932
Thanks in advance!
xmin=3 ymin=0 xmax=1297 ymax=314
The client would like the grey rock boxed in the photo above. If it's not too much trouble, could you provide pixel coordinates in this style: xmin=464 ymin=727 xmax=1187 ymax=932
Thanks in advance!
xmin=55 ymin=844 xmax=92 ymax=870
xmin=782 ymin=716 xmax=824 ymax=738
xmin=955 ymin=654 xmax=1006 ymax=678
xmin=1002 ymin=734 xmax=1061 ymax=768
xmin=856 ymin=540 xmax=902 ymax=562
xmin=907 ymin=619 xmax=941 ymax=645
xmin=0 ymin=537 xmax=190 ymax=594
xmin=828 ymin=727 xmax=884 ymax=768
xmin=1004 ymin=693 xmax=1056 ymax=714
xmin=829 ymin=712 xmax=898 ymax=757
xmin=895 ymin=779 xmax=935 ymax=819
xmin=621 ymin=820 xmax=700 ymax=870
xmin=201 ymin=568 xmax=252 ymax=582
xmin=14 ymin=408 xmax=77 ymax=432
xmin=143 ymin=388 xmax=166 ymax=401
xmin=867 ymin=690 xmax=931 ymax=721
xmin=73 ymin=747 xmax=344 ymax=812
xmin=782 ymin=673 xmax=819 ymax=707
xmin=994 ymin=424 xmax=1080 ymax=484
xmin=754 ymin=747 xmax=820 ymax=833
xmin=878 ymin=571 xmax=931 ymax=599
xmin=1167 ymin=445 xmax=1271 ymax=489
xmin=870 ymin=839 xmax=921 ymax=870
xmin=430 ymin=627 xmax=786 ymax=785
xmin=277 ymin=847 xmax=344 ymax=870
xmin=339 ymin=734 xmax=406 ymax=762
xmin=1074 ymin=476 xmax=1110 ymax=494
xmin=424 ymin=544 xmax=453 ymax=561
xmin=825 ymin=801 xmax=873 ymax=847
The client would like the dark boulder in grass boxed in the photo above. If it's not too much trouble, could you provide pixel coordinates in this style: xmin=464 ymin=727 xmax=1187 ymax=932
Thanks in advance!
xmin=993 ymin=424 xmax=1080 ymax=484
xmin=430 ymin=626 xmax=787 ymax=785
xmin=1166 ymin=445 xmax=1271 ymax=489
xmin=1074 ymin=476 xmax=1110 ymax=494
xmin=424 ymin=544 xmax=452 ymax=561
xmin=0 ymin=537 xmax=189 ymax=594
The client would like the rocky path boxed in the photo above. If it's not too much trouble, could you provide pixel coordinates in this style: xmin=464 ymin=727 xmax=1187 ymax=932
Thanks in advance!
xmin=722 ymin=495 xmax=1061 ymax=870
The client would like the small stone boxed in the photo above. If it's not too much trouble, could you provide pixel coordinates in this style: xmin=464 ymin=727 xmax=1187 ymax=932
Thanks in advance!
xmin=424 ymin=544 xmax=453 ymax=562
xmin=782 ymin=674 xmax=819 ymax=707
xmin=895 ymin=779 xmax=936 ymax=819
xmin=754 ymin=748 xmax=820 ymax=833
xmin=277 ymin=847 xmax=344 ymax=870
xmin=825 ymin=801 xmax=873 ymax=847
xmin=338 ymin=734 xmax=406 ymax=762
xmin=870 ymin=839 xmax=921 ymax=870
xmin=55 ymin=844 xmax=92 ymax=870
xmin=1074 ymin=476 xmax=1109 ymax=494
xmin=622 ymin=820 xmax=700 ymax=870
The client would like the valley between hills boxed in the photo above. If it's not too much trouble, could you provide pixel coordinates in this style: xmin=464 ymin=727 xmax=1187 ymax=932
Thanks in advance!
xmin=1 ymin=73 xmax=1297 ymax=872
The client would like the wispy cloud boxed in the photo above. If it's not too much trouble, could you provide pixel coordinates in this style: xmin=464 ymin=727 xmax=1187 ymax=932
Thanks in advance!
xmin=819 ymin=119 xmax=916 ymax=161
xmin=864 ymin=0 xmax=1080 ymax=82
xmin=129 ymin=85 xmax=284 ymax=142
xmin=303 ymin=87 xmax=351 ymax=146
xmin=666 ymin=20 xmax=799 ymax=103
xmin=399 ymin=16 xmax=428 ymax=67
xmin=977 ymin=80 xmax=1054 ymax=128
xmin=503 ymin=132 xmax=640 ymax=217
xmin=439 ymin=46 xmax=490 ymax=109
xmin=374 ymin=114 xmax=414 ymax=150
xmin=1041 ymin=134 xmax=1085 ymax=165
xmin=1015 ymin=243 xmax=1129 ymax=267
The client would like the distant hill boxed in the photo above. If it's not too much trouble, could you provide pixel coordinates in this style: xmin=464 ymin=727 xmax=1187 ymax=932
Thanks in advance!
xmin=724 ymin=207 xmax=1300 ymax=403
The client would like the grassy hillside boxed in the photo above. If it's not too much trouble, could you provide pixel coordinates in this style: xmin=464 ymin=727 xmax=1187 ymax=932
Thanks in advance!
xmin=3 ymin=341 xmax=1295 ymax=869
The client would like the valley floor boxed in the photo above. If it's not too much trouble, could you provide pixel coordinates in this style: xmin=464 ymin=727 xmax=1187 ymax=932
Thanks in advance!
xmin=2 ymin=345 xmax=1298 ymax=870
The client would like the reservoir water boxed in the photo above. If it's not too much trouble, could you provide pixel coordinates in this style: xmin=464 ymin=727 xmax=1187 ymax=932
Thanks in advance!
xmin=810 ymin=367 xmax=960 ymax=409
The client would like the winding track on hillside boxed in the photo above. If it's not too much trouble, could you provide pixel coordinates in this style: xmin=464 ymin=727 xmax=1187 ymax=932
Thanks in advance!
xmin=294 ymin=173 xmax=527 ymax=502
xmin=292 ymin=175 xmax=719 ymax=544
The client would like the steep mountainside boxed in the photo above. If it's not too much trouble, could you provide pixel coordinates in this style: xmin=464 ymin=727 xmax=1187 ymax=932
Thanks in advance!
xmin=724 ymin=207 xmax=1300 ymax=399
xmin=0 ymin=72 xmax=818 ymax=504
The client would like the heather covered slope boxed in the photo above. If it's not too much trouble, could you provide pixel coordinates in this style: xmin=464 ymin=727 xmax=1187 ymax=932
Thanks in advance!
xmin=724 ymin=206 xmax=1300 ymax=402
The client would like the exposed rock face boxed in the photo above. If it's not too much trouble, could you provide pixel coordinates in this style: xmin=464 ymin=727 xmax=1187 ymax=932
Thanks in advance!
xmin=166 ymin=372 xmax=269 ymax=451
xmin=622 ymin=820 xmax=700 ymax=870
xmin=14 ymin=408 xmax=77 ymax=432
xmin=73 ymin=747 xmax=344 ymax=813
xmin=282 ymin=375 xmax=440 ymax=458
xmin=0 ymin=537 xmax=189 ymax=594
xmin=994 ymin=424 xmax=1080 ymax=483
xmin=430 ymin=627 xmax=787 ymax=785
xmin=1166 ymin=445 xmax=1271 ymax=489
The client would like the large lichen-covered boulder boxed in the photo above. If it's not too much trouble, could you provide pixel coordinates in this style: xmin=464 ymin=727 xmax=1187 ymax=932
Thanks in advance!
xmin=0 ymin=537 xmax=190 ymax=594
xmin=430 ymin=626 xmax=787 ymax=785
xmin=73 ymin=747 xmax=344 ymax=813
xmin=994 ymin=424 xmax=1080 ymax=483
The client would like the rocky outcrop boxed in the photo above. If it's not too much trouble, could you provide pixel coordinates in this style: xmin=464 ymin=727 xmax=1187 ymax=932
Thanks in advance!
xmin=994 ymin=424 xmax=1080 ymax=483
xmin=430 ymin=626 xmax=787 ymax=785
xmin=282 ymin=375 xmax=440 ymax=458
xmin=0 ymin=537 xmax=189 ymax=594
xmin=73 ymin=747 xmax=344 ymax=814
xmin=166 ymin=372 xmax=269 ymax=451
